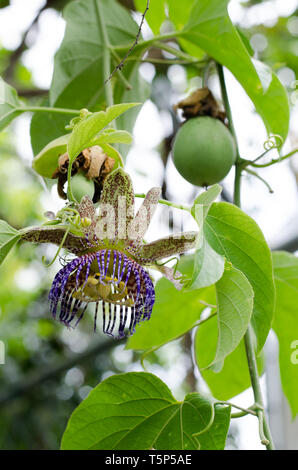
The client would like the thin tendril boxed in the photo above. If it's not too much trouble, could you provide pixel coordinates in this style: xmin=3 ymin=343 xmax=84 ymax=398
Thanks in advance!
xmin=155 ymin=256 xmax=188 ymax=281
xmin=263 ymin=134 xmax=283 ymax=151
xmin=42 ymin=227 xmax=71 ymax=267
xmin=249 ymin=134 xmax=284 ymax=165
xmin=244 ymin=168 xmax=274 ymax=193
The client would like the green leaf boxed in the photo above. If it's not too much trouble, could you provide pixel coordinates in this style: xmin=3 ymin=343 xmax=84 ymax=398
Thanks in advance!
xmin=272 ymin=251 xmax=298 ymax=417
xmin=50 ymin=0 xmax=139 ymax=108
xmin=30 ymin=98 xmax=69 ymax=156
xmin=31 ymin=0 xmax=148 ymax=158
xmin=189 ymin=185 xmax=225 ymax=289
xmin=61 ymin=372 xmax=230 ymax=450
xmin=209 ymin=265 xmax=254 ymax=371
xmin=0 ymin=220 xmax=20 ymax=265
xmin=92 ymin=129 xmax=132 ymax=146
xmin=127 ymin=256 xmax=215 ymax=351
xmin=32 ymin=134 xmax=69 ymax=178
xmin=195 ymin=403 xmax=231 ymax=450
xmin=181 ymin=0 xmax=289 ymax=140
xmin=0 ymin=77 xmax=24 ymax=131
xmin=67 ymin=103 xmax=139 ymax=162
xmin=0 ymin=1 xmax=9 ymax=8
xmin=191 ymin=184 xmax=222 ymax=226
xmin=236 ymin=27 xmax=254 ymax=56
xmin=135 ymin=0 xmax=166 ymax=35
xmin=167 ymin=0 xmax=196 ymax=31
xmin=0 ymin=220 xmax=19 ymax=242
xmin=204 ymin=202 xmax=275 ymax=352
xmin=253 ymin=59 xmax=272 ymax=94
xmin=189 ymin=237 xmax=225 ymax=290
xmin=195 ymin=316 xmax=264 ymax=400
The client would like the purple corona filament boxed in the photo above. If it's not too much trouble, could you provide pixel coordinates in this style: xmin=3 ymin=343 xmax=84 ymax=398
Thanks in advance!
xmin=48 ymin=249 xmax=155 ymax=338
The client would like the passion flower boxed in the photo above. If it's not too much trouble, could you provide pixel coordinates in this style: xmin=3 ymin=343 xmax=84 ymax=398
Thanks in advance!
xmin=22 ymin=169 xmax=197 ymax=338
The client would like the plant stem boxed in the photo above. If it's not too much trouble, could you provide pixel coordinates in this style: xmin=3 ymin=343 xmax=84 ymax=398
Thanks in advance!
xmin=243 ymin=326 xmax=274 ymax=449
xmin=217 ymin=63 xmax=242 ymax=206
xmin=66 ymin=163 xmax=77 ymax=204
xmin=234 ymin=164 xmax=242 ymax=207
xmin=217 ymin=63 xmax=275 ymax=450
xmin=216 ymin=64 xmax=238 ymax=148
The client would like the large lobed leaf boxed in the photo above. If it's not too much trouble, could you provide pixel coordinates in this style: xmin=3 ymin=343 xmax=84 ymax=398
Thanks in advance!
xmin=204 ymin=202 xmax=275 ymax=352
xmin=61 ymin=372 xmax=231 ymax=450
xmin=50 ymin=0 xmax=138 ymax=108
xmin=30 ymin=0 xmax=149 ymax=156
xmin=272 ymin=251 xmax=298 ymax=417
xmin=135 ymin=0 xmax=289 ymax=140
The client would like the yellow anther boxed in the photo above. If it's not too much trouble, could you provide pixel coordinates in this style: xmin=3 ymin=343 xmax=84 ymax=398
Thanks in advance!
xmin=81 ymin=217 xmax=92 ymax=227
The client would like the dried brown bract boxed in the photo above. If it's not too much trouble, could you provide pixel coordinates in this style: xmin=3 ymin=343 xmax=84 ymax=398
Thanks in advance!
xmin=174 ymin=87 xmax=226 ymax=123
xmin=51 ymin=145 xmax=115 ymax=202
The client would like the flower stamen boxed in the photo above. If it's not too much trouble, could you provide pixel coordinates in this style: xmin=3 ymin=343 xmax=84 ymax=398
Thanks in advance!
xmin=48 ymin=248 xmax=155 ymax=338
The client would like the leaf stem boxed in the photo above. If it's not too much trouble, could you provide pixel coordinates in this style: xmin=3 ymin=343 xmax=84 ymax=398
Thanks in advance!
xmin=66 ymin=163 xmax=77 ymax=204
xmin=154 ymin=41 xmax=199 ymax=64
xmin=19 ymin=106 xmax=80 ymax=115
xmin=217 ymin=63 xmax=275 ymax=450
xmin=193 ymin=311 xmax=217 ymax=328
xmin=246 ymin=148 xmax=298 ymax=168
xmin=126 ymin=56 xmax=206 ymax=66
xmin=134 ymin=193 xmax=191 ymax=212
xmin=215 ymin=401 xmax=257 ymax=418
xmin=113 ymin=31 xmax=184 ymax=56
xmin=94 ymin=0 xmax=113 ymax=107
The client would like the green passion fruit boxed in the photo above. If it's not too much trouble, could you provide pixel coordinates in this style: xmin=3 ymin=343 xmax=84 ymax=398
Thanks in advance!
xmin=70 ymin=172 xmax=95 ymax=202
xmin=172 ymin=116 xmax=236 ymax=186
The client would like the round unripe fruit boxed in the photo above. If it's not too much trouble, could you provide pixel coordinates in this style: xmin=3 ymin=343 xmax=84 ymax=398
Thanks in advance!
xmin=172 ymin=116 xmax=236 ymax=186
xmin=70 ymin=172 xmax=95 ymax=202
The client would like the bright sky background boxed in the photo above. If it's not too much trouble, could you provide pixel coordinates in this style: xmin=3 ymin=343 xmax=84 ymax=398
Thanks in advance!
xmin=0 ymin=0 xmax=298 ymax=450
